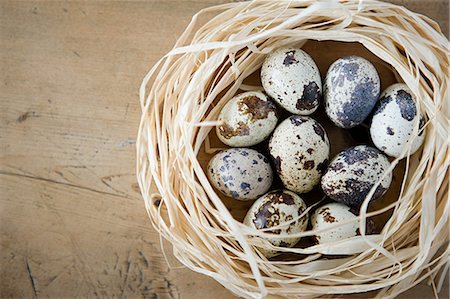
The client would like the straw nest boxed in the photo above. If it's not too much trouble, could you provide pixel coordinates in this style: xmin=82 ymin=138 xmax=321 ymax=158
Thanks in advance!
xmin=137 ymin=0 xmax=449 ymax=298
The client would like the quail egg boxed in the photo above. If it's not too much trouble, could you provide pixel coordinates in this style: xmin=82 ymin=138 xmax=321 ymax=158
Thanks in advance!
xmin=244 ymin=190 xmax=308 ymax=257
xmin=324 ymin=56 xmax=381 ymax=128
xmin=269 ymin=115 xmax=330 ymax=193
xmin=261 ymin=47 xmax=322 ymax=115
xmin=216 ymin=91 xmax=278 ymax=147
xmin=370 ymin=83 xmax=426 ymax=158
xmin=321 ymin=145 xmax=392 ymax=207
xmin=207 ymin=148 xmax=273 ymax=200
xmin=311 ymin=202 xmax=359 ymax=244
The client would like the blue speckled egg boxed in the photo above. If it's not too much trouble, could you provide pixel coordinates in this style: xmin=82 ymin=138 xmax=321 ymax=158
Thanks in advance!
xmin=370 ymin=83 xmax=425 ymax=158
xmin=207 ymin=148 xmax=273 ymax=200
xmin=324 ymin=56 xmax=381 ymax=128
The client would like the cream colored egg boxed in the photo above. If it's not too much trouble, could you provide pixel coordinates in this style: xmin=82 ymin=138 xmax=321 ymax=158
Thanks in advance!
xmin=311 ymin=202 xmax=359 ymax=244
xmin=261 ymin=47 xmax=322 ymax=115
xmin=268 ymin=115 xmax=330 ymax=193
xmin=370 ymin=83 xmax=425 ymax=158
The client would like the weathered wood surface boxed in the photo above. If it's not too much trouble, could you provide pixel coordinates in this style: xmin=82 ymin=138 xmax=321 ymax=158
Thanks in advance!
xmin=0 ymin=1 xmax=448 ymax=298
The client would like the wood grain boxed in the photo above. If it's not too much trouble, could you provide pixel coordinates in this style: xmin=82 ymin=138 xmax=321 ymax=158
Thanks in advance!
xmin=0 ymin=1 xmax=448 ymax=298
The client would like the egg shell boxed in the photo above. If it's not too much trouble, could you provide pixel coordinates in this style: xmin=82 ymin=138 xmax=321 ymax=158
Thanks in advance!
xmin=324 ymin=56 xmax=381 ymax=128
xmin=261 ymin=47 xmax=322 ymax=115
xmin=207 ymin=148 xmax=273 ymax=201
xmin=244 ymin=190 xmax=308 ymax=257
xmin=370 ymin=83 xmax=425 ymax=158
xmin=216 ymin=91 xmax=278 ymax=147
xmin=321 ymin=145 xmax=392 ymax=207
xmin=269 ymin=115 xmax=330 ymax=193
xmin=311 ymin=202 xmax=359 ymax=244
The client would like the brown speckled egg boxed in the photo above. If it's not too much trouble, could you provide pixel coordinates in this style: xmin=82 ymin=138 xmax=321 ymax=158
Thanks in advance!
xmin=268 ymin=115 xmax=330 ymax=193
xmin=261 ymin=47 xmax=322 ymax=115
xmin=311 ymin=202 xmax=359 ymax=244
xmin=321 ymin=145 xmax=392 ymax=207
xmin=311 ymin=202 xmax=376 ymax=244
xmin=244 ymin=190 xmax=308 ymax=257
xmin=216 ymin=91 xmax=278 ymax=147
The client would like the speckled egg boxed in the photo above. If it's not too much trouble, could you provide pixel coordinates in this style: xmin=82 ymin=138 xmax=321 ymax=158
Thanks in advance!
xmin=311 ymin=202 xmax=376 ymax=244
xmin=269 ymin=115 xmax=330 ymax=193
xmin=207 ymin=148 xmax=273 ymax=200
xmin=311 ymin=202 xmax=359 ymax=244
xmin=261 ymin=47 xmax=322 ymax=115
xmin=370 ymin=83 xmax=426 ymax=158
xmin=324 ymin=56 xmax=381 ymax=128
xmin=216 ymin=91 xmax=278 ymax=147
xmin=321 ymin=145 xmax=392 ymax=207
xmin=244 ymin=190 xmax=308 ymax=257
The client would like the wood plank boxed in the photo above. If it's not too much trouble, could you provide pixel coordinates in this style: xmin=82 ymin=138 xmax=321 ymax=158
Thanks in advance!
xmin=0 ymin=174 xmax=168 ymax=298
xmin=0 ymin=1 xmax=236 ymax=298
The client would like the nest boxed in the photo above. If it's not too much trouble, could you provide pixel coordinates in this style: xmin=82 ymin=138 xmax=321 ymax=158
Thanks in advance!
xmin=137 ymin=1 xmax=449 ymax=298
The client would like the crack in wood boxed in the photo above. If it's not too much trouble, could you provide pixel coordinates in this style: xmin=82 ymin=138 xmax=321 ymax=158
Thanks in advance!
xmin=163 ymin=277 xmax=180 ymax=299
xmin=63 ymin=165 xmax=88 ymax=169
xmin=100 ymin=175 xmax=131 ymax=197
xmin=54 ymin=170 xmax=67 ymax=181
xmin=0 ymin=171 xmax=133 ymax=199
xmin=138 ymin=250 xmax=149 ymax=268
xmin=124 ymin=103 xmax=130 ymax=119
xmin=113 ymin=253 xmax=120 ymax=271
xmin=118 ymin=138 xmax=136 ymax=148
xmin=17 ymin=111 xmax=40 ymax=123
xmin=120 ymin=252 xmax=132 ymax=299
xmin=26 ymin=258 xmax=38 ymax=298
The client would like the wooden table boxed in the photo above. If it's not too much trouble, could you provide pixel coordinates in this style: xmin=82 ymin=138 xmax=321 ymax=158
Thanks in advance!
xmin=1 ymin=1 xmax=448 ymax=298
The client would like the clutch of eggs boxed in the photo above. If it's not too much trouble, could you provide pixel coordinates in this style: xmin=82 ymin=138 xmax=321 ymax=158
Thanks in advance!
xmin=205 ymin=46 xmax=428 ymax=257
